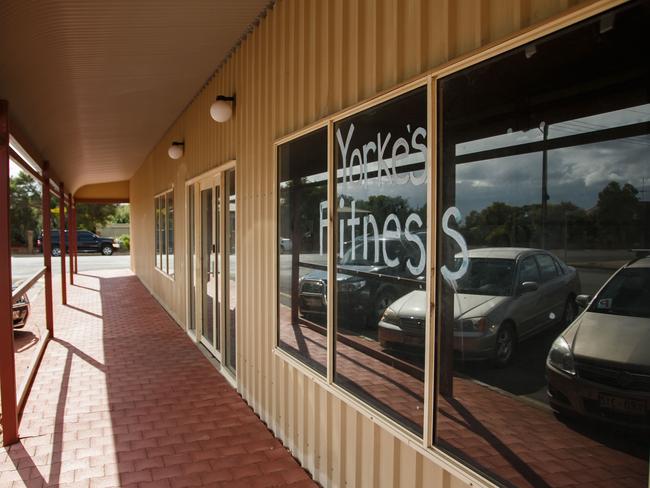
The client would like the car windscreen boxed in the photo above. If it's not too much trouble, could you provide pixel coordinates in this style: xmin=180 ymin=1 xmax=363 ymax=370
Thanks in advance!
xmin=340 ymin=239 xmax=403 ymax=267
xmin=454 ymin=258 xmax=515 ymax=296
xmin=589 ymin=267 xmax=650 ymax=318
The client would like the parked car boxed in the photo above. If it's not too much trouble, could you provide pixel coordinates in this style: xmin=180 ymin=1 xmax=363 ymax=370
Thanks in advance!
xmin=279 ymin=237 xmax=292 ymax=253
xmin=11 ymin=285 xmax=30 ymax=329
xmin=378 ymin=248 xmax=581 ymax=366
xmin=298 ymin=235 xmax=425 ymax=330
xmin=38 ymin=229 xmax=120 ymax=256
xmin=546 ymin=256 xmax=650 ymax=429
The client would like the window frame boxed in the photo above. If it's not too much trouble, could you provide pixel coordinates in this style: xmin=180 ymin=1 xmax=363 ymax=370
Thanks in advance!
xmin=275 ymin=124 xmax=330 ymax=375
xmin=273 ymin=76 xmax=435 ymax=440
xmin=154 ymin=187 xmax=175 ymax=280
xmin=272 ymin=1 xmax=629 ymax=486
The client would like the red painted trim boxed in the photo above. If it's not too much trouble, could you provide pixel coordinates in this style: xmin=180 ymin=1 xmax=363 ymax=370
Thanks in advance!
xmin=69 ymin=194 xmax=74 ymax=286
xmin=0 ymin=100 xmax=18 ymax=445
xmin=42 ymin=163 xmax=54 ymax=336
xmin=59 ymin=182 xmax=67 ymax=305
xmin=72 ymin=203 xmax=78 ymax=274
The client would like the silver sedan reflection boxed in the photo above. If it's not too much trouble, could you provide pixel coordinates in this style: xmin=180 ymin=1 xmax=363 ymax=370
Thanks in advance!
xmin=378 ymin=248 xmax=581 ymax=366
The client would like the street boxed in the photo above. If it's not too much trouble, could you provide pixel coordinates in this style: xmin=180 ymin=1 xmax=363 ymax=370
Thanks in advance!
xmin=11 ymin=254 xmax=131 ymax=285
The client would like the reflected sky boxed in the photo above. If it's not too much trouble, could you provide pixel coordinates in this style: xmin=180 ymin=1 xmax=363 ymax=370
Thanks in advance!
xmin=455 ymin=135 xmax=650 ymax=219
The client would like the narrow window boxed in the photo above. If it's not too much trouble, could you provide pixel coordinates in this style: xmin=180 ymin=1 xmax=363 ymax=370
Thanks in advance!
xmin=277 ymin=128 xmax=328 ymax=374
xmin=167 ymin=191 xmax=174 ymax=277
xmin=154 ymin=189 xmax=174 ymax=277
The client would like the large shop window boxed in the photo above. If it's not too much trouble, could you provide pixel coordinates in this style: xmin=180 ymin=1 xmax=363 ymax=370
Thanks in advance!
xmin=436 ymin=3 xmax=649 ymax=488
xmin=277 ymin=87 xmax=429 ymax=434
xmin=333 ymin=87 xmax=427 ymax=434
xmin=277 ymin=128 xmax=329 ymax=374
xmin=155 ymin=189 xmax=174 ymax=277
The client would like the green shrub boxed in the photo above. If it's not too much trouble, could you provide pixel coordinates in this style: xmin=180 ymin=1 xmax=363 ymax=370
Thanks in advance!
xmin=118 ymin=234 xmax=130 ymax=251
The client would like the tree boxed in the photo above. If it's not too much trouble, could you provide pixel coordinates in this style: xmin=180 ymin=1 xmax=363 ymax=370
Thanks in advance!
xmin=75 ymin=203 xmax=119 ymax=233
xmin=110 ymin=204 xmax=130 ymax=224
xmin=356 ymin=194 xmax=412 ymax=226
xmin=9 ymin=172 xmax=41 ymax=246
xmin=595 ymin=182 xmax=641 ymax=248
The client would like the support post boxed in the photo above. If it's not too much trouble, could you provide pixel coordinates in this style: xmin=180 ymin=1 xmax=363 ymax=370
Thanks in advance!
xmin=59 ymin=182 xmax=67 ymax=305
xmin=42 ymin=163 xmax=54 ymax=336
xmin=541 ymin=122 xmax=549 ymax=249
xmin=0 ymin=99 xmax=18 ymax=445
xmin=73 ymin=205 xmax=78 ymax=274
xmin=68 ymin=194 xmax=74 ymax=285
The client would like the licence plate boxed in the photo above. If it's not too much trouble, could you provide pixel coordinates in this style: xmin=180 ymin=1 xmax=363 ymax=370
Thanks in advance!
xmin=304 ymin=297 xmax=322 ymax=307
xmin=598 ymin=394 xmax=646 ymax=415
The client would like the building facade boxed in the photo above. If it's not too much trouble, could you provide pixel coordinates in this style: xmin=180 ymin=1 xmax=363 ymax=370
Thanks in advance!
xmin=128 ymin=1 xmax=650 ymax=487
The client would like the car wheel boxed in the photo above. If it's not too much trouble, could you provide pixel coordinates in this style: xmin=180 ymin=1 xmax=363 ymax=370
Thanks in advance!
xmin=101 ymin=245 xmax=114 ymax=256
xmin=368 ymin=289 xmax=396 ymax=329
xmin=493 ymin=322 xmax=516 ymax=367
xmin=562 ymin=296 xmax=578 ymax=326
xmin=51 ymin=247 xmax=61 ymax=257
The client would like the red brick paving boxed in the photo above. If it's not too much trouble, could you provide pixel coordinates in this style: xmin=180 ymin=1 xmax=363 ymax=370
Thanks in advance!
xmin=279 ymin=315 xmax=649 ymax=488
xmin=0 ymin=270 xmax=316 ymax=488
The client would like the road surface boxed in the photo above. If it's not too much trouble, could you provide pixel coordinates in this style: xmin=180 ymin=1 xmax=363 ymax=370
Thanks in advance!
xmin=11 ymin=254 xmax=131 ymax=285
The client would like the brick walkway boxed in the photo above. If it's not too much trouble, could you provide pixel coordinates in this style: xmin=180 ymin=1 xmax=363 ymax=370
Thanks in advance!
xmin=0 ymin=270 xmax=316 ymax=488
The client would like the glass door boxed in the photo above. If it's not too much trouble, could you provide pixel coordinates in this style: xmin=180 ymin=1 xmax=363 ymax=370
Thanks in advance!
xmin=199 ymin=178 xmax=221 ymax=359
xmin=187 ymin=185 xmax=197 ymax=338
xmin=192 ymin=167 xmax=236 ymax=375
xmin=224 ymin=169 xmax=236 ymax=373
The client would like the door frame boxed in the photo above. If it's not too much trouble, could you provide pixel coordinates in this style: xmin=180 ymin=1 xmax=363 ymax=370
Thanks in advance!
xmin=185 ymin=161 xmax=237 ymax=385
xmin=185 ymin=184 xmax=198 ymax=342
xmin=198 ymin=176 xmax=221 ymax=360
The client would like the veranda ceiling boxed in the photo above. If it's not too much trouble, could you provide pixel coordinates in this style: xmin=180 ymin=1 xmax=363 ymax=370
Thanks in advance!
xmin=0 ymin=0 xmax=269 ymax=192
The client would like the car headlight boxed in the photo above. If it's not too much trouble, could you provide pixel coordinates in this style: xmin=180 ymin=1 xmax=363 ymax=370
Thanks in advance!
xmin=547 ymin=336 xmax=575 ymax=375
xmin=456 ymin=317 xmax=494 ymax=333
xmin=339 ymin=279 xmax=366 ymax=293
xmin=381 ymin=307 xmax=400 ymax=325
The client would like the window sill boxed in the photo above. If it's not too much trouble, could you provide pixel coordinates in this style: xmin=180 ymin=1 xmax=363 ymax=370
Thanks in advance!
xmin=155 ymin=266 xmax=175 ymax=282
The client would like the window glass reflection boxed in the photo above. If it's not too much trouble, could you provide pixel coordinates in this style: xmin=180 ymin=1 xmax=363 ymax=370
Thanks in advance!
xmin=333 ymin=87 xmax=427 ymax=435
xmin=437 ymin=3 xmax=649 ymax=487
xmin=167 ymin=191 xmax=174 ymax=277
xmin=277 ymin=128 xmax=328 ymax=374
xmin=155 ymin=197 xmax=160 ymax=267
xmin=226 ymin=170 xmax=237 ymax=372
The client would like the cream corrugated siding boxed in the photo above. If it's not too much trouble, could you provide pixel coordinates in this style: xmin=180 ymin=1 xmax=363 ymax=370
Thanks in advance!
xmin=131 ymin=1 xmax=598 ymax=486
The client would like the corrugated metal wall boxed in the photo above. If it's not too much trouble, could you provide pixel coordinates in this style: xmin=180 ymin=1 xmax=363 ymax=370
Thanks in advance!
xmin=130 ymin=1 xmax=595 ymax=486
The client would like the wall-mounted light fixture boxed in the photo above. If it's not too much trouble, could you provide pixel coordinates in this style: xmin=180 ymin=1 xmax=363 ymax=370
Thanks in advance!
xmin=168 ymin=141 xmax=184 ymax=160
xmin=210 ymin=95 xmax=235 ymax=123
